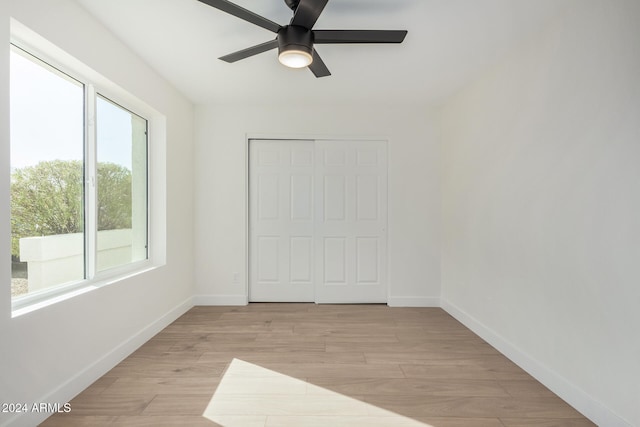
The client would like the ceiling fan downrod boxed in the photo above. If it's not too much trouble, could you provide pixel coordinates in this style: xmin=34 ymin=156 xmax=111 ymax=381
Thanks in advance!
xmin=284 ymin=0 xmax=300 ymax=11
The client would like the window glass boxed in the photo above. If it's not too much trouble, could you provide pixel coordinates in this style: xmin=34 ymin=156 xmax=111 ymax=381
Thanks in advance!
xmin=10 ymin=47 xmax=85 ymax=297
xmin=96 ymin=95 xmax=148 ymax=272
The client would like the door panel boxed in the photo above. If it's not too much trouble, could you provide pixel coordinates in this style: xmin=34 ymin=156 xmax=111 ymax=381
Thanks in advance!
xmin=290 ymin=175 xmax=313 ymax=220
xmin=323 ymin=237 xmax=347 ymax=284
xmin=356 ymin=175 xmax=379 ymax=220
xmin=356 ymin=237 xmax=379 ymax=284
xmin=324 ymin=175 xmax=347 ymax=220
xmin=249 ymin=140 xmax=315 ymax=302
xmin=258 ymin=175 xmax=279 ymax=220
xmin=290 ymin=236 xmax=312 ymax=283
xmin=315 ymin=140 xmax=388 ymax=303
xmin=257 ymin=236 xmax=279 ymax=282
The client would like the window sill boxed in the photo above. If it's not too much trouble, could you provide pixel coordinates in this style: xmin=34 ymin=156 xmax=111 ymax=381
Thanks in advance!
xmin=11 ymin=263 xmax=158 ymax=318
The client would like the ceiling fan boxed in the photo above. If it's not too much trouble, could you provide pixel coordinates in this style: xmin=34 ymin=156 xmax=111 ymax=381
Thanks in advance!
xmin=197 ymin=0 xmax=408 ymax=77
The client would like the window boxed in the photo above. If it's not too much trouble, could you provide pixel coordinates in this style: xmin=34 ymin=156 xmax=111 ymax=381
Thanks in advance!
xmin=96 ymin=95 xmax=148 ymax=272
xmin=10 ymin=43 xmax=150 ymax=307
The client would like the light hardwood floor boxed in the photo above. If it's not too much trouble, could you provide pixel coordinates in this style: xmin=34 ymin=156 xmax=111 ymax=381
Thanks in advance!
xmin=41 ymin=304 xmax=595 ymax=426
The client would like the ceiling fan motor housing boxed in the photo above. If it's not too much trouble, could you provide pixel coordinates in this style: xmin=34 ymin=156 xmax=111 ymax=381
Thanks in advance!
xmin=278 ymin=25 xmax=314 ymax=58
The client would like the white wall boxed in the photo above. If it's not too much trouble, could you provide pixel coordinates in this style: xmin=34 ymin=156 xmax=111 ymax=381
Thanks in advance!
xmin=0 ymin=1 xmax=195 ymax=426
xmin=194 ymin=104 xmax=441 ymax=307
xmin=441 ymin=1 xmax=640 ymax=426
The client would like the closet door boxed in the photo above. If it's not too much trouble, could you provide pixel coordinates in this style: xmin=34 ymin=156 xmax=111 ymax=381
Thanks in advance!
xmin=314 ymin=140 xmax=388 ymax=303
xmin=249 ymin=139 xmax=388 ymax=303
xmin=249 ymin=140 xmax=315 ymax=302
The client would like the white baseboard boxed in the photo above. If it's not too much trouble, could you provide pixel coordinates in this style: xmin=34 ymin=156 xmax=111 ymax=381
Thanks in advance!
xmin=5 ymin=297 xmax=194 ymax=427
xmin=193 ymin=294 xmax=436 ymax=307
xmin=193 ymin=294 xmax=248 ymax=306
xmin=441 ymin=299 xmax=632 ymax=427
xmin=387 ymin=296 xmax=440 ymax=307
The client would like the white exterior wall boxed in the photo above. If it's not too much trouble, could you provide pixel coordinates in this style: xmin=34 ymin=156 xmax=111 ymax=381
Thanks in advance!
xmin=20 ymin=230 xmax=136 ymax=291
xmin=0 ymin=1 xmax=195 ymax=426
xmin=441 ymin=1 xmax=640 ymax=426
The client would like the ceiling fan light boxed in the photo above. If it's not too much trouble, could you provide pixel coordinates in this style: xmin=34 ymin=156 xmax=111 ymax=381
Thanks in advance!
xmin=278 ymin=49 xmax=313 ymax=68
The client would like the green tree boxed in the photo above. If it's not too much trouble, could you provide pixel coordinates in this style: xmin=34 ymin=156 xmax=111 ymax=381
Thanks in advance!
xmin=97 ymin=162 xmax=132 ymax=231
xmin=10 ymin=160 xmax=132 ymax=258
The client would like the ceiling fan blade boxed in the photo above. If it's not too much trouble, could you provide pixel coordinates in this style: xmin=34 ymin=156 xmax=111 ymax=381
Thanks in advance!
xmin=291 ymin=0 xmax=329 ymax=29
xmin=309 ymin=49 xmax=331 ymax=78
xmin=197 ymin=0 xmax=282 ymax=33
xmin=219 ymin=39 xmax=278 ymax=63
xmin=314 ymin=30 xmax=408 ymax=44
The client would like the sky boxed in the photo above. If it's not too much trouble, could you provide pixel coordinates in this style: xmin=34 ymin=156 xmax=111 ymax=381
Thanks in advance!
xmin=9 ymin=48 xmax=137 ymax=171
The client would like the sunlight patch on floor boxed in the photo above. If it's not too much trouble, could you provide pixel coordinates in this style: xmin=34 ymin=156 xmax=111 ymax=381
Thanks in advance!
xmin=202 ymin=358 xmax=434 ymax=427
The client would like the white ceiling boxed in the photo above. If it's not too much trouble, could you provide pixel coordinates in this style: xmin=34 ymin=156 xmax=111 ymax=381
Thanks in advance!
xmin=74 ymin=0 xmax=565 ymax=106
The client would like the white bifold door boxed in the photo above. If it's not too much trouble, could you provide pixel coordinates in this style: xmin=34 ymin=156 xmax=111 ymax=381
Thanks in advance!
xmin=249 ymin=139 xmax=387 ymax=303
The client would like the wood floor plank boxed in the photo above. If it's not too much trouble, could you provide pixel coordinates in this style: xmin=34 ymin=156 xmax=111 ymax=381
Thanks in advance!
xmin=263 ymin=415 xmax=428 ymax=426
xmin=499 ymin=379 xmax=562 ymax=398
xmin=187 ymin=339 xmax=326 ymax=353
xmin=367 ymin=349 xmax=522 ymax=363
xmin=125 ymin=351 xmax=203 ymax=364
xmin=241 ymin=362 xmax=406 ymax=379
xmin=41 ymin=304 xmax=594 ymax=426
xmin=106 ymin=360 xmax=228 ymax=378
xmin=141 ymin=394 xmax=212 ymax=416
xmin=197 ymin=350 xmax=365 ymax=365
xmin=263 ymin=416 xmax=506 ymax=427
xmin=204 ymin=394 xmax=370 ymax=416
xmin=395 ymin=330 xmax=485 ymax=343
xmin=323 ymin=333 xmax=399 ymax=344
xmin=101 ymin=377 xmax=219 ymax=396
xmin=329 ymin=341 xmax=495 ymax=357
xmin=417 ymin=417 xmax=505 ymax=427
xmin=306 ymin=377 xmax=511 ymax=397
xmin=399 ymin=359 xmax=535 ymax=380
xmin=78 ymin=376 xmax=118 ymax=395
xmin=500 ymin=418 xmax=597 ymax=426
xmin=363 ymin=395 xmax=585 ymax=419
xmin=39 ymin=415 xmax=118 ymax=426
xmin=62 ymin=394 xmax=155 ymax=416
xmin=112 ymin=415 xmax=217 ymax=426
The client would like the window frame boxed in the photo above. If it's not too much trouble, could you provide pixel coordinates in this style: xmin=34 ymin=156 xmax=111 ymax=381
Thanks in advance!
xmin=9 ymin=26 xmax=164 ymax=315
